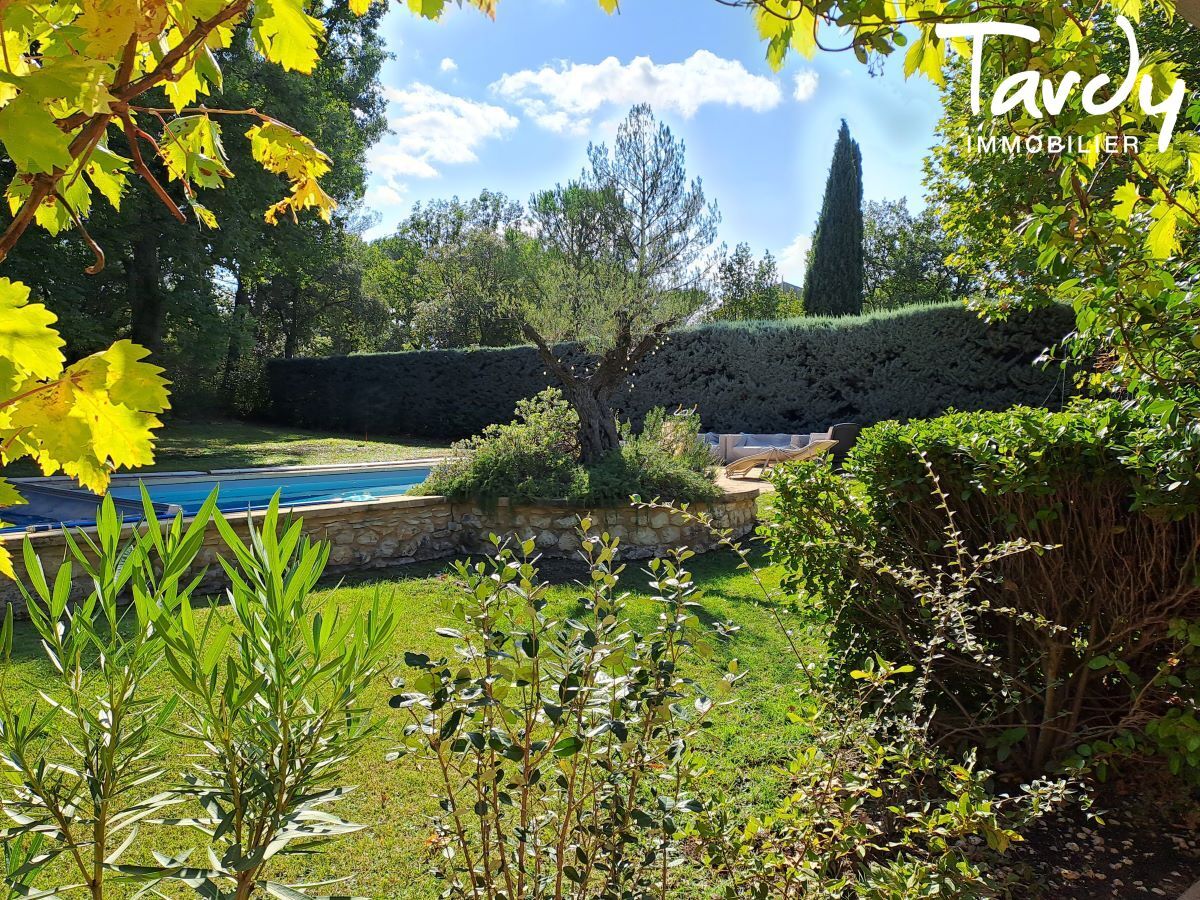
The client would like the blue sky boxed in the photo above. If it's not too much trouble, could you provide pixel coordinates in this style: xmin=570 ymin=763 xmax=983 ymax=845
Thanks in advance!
xmin=362 ymin=0 xmax=945 ymax=283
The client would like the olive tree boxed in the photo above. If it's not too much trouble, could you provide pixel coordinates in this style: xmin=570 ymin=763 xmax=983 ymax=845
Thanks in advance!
xmin=522 ymin=104 xmax=719 ymax=463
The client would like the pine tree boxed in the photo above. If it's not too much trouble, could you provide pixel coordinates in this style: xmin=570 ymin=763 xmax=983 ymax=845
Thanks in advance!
xmin=803 ymin=120 xmax=864 ymax=316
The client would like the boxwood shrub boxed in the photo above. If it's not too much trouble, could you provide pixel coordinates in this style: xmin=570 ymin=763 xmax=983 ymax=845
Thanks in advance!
xmin=265 ymin=303 xmax=1074 ymax=438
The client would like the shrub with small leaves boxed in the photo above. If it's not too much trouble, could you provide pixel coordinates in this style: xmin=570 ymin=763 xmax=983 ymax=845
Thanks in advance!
xmin=769 ymin=402 xmax=1200 ymax=775
xmin=419 ymin=388 xmax=584 ymax=504
xmin=695 ymin=669 xmax=1073 ymax=900
xmin=636 ymin=498 xmax=1075 ymax=899
xmin=584 ymin=408 xmax=721 ymax=507
xmin=417 ymin=389 xmax=719 ymax=506
xmin=389 ymin=523 xmax=740 ymax=899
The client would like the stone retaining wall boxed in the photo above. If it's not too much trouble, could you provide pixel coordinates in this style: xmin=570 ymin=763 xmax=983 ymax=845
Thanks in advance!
xmin=456 ymin=494 xmax=757 ymax=559
xmin=0 ymin=487 xmax=759 ymax=615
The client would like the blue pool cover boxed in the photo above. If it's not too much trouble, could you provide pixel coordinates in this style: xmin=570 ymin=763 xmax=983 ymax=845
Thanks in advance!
xmin=2 ymin=465 xmax=432 ymax=532
xmin=0 ymin=483 xmax=178 ymax=532
xmin=107 ymin=466 xmax=432 ymax=516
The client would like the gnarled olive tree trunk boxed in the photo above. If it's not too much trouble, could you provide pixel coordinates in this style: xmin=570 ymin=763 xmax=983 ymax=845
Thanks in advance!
xmin=566 ymin=381 xmax=621 ymax=463
xmin=522 ymin=314 xmax=669 ymax=465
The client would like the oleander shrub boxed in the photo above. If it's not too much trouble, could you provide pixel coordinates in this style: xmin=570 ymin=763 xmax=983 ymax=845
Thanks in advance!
xmin=266 ymin=303 xmax=1074 ymax=437
xmin=0 ymin=494 xmax=392 ymax=900
xmin=416 ymin=389 xmax=720 ymax=505
xmin=767 ymin=400 xmax=1200 ymax=776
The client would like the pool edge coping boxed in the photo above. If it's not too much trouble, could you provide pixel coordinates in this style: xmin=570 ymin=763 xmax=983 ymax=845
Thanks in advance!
xmin=0 ymin=491 xmax=455 ymax=545
xmin=12 ymin=457 xmax=446 ymax=489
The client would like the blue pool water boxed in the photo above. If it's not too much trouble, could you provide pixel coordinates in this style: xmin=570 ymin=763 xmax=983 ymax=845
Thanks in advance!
xmin=107 ymin=466 xmax=432 ymax=516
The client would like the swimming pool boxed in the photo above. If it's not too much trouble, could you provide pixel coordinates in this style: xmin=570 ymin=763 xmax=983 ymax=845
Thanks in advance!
xmin=3 ymin=463 xmax=434 ymax=531
xmin=108 ymin=465 xmax=433 ymax=516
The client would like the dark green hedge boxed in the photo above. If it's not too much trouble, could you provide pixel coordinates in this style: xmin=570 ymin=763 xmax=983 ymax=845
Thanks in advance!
xmin=265 ymin=303 xmax=1075 ymax=439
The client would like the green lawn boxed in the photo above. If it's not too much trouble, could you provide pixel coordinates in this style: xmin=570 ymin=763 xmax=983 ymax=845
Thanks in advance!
xmin=149 ymin=419 xmax=451 ymax=471
xmin=0 ymin=550 xmax=819 ymax=899
xmin=4 ymin=418 xmax=450 ymax=478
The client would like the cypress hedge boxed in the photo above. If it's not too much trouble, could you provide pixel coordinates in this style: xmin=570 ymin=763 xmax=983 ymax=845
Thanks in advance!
xmin=265 ymin=303 xmax=1075 ymax=439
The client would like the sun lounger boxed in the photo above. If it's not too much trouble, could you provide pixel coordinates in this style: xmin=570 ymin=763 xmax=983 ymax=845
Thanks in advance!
xmin=724 ymin=433 xmax=806 ymax=462
xmin=724 ymin=438 xmax=837 ymax=478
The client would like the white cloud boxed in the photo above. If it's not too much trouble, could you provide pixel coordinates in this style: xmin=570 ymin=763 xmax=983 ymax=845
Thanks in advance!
xmin=793 ymin=69 xmax=819 ymax=102
xmin=440 ymin=57 xmax=457 ymax=73
xmin=371 ymin=83 xmax=518 ymax=180
xmin=366 ymin=182 xmax=407 ymax=208
xmin=776 ymin=233 xmax=812 ymax=284
xmin=490 ymin=50 xmax=782 ymax=134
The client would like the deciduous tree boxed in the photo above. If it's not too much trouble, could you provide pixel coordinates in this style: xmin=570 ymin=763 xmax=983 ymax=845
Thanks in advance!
xmin=399 ymin=191 xmax=526 ymax=349
xmin=862 ymin=198 xmax=971 ymax=312
xmin=709 ymin=242 xmax=800 ymax=321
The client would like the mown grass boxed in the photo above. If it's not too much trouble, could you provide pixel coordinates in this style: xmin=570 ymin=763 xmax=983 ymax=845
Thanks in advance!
xmin=4 ymin=419 xmax=449 ymax=479
xmin=148 ymin=419 xmax=451 ymax=471
xmin=0 ymin=547 xmax=821 ymax=899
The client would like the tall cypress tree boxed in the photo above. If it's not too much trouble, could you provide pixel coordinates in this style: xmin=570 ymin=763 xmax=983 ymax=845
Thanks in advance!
xmin=803 ymin=120 xmax=864 ymax=316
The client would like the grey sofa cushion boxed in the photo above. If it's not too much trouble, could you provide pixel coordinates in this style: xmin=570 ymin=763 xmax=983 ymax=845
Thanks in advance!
xmin=726 ymin=433 xmax=797 ymax=461
xmin=746 ymin=433 xmax=794 ymax=448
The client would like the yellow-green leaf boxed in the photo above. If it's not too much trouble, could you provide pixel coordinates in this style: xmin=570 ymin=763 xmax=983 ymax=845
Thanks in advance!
xmin=407 ymin=0 xmax=445 ymax=17
xmin=161 ymin=115 xmax=232 ymax=188
xmin=903 ymin=31 xmax=945 ymax=85
xmin=1112 ymin=181 xmax=1140 ymax=222
xmin=1147 ymin=205 xmax=1179 ymax=260
xmin=71 ymin=389 xmax=160 ymax=470
xmin=0 ymin=93 xmax=73 ymax=174
xmin=253 ymin=0 xmax=324 ymax=74
xmin=0 ymin=279 xmax=65 ymax=381
xmin=93 ymin=340 xmax=171 ymax=413
xmin=0 ymin=480 xmax=24 ymax=509
xmin=85 ymin=143 xmax=130 ymax=210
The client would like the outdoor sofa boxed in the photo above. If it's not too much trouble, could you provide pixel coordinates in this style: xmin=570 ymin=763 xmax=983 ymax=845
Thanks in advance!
xmin=697 ymin=423 xmax=862 ymax=475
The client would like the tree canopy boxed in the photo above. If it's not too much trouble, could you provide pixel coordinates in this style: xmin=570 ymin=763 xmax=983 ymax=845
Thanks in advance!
xmin=708 ymin=243 xmax=800 ymax=321
xmin=862 ymin=199 xmax=970 ymax=313
xmin=2 ymin=3 xmax=392 ymax=412
xmin=523 ymin=104 xmax=719 ymax=461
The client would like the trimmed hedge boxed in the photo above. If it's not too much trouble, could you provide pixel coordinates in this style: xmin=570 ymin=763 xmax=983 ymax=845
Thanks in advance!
xmin=265 ymin=303 xmax=1075 ymax=439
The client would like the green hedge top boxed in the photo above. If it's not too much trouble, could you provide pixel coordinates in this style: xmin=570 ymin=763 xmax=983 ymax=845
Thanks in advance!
xmin=847 ymin=399 xmax=1200 ymax=526
xmin=266 ymin=303 xmax=1075 ymax=439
